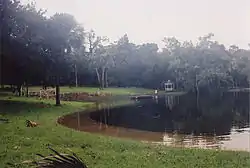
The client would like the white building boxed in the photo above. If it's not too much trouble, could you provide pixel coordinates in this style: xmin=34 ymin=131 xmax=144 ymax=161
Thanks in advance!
xmin=164 ymin=80 xmax=174 ymax=92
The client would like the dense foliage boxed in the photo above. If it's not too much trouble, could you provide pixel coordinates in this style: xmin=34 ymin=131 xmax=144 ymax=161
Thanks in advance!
xmin=1 ymin=0 xmax=250 ymax=94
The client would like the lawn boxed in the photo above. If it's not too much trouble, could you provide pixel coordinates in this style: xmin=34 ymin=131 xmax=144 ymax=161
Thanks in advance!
xmin=0 ymin=95 xmax=250 ymax=168
xmin=28 ymin=86 xmax=154 ymax=95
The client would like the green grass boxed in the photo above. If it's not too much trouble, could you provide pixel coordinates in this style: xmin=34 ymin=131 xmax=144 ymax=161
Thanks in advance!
xmin=28 ymin=86 xmax=154 ymax=95
xmin=0 ymin=96 xmax=249 ymax=168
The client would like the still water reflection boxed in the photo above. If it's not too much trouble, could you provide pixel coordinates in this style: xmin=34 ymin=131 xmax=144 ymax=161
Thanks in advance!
xmin=59 ymin=92 xmax=250 ymax=151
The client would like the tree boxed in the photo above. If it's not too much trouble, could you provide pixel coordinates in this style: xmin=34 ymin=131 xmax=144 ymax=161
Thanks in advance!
xmin=0 ymin=0 xmax=86 ymax=104
xmin=0 ymin=0 xmax=48 ymax=93
xmin=1 ymin=1 xmax=249 ymax=97
xmin=85 ymin=29 xmax=109 ymax=89
xmin=41 ymin=13 xmax=83 ymax=105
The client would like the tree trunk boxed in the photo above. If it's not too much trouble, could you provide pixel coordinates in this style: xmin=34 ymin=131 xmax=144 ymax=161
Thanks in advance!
xmin=0 ymin=0 xmax=6 ymax=89
xmin=105 ymin=68 xmax=108 ymax=88
xmin=25 ymin=81 xmax=29 ymax=97
xmin=101 ymin=67 xmax=105 ymax=89
xmin=196 ymin=86 xmax=200 ymax=109
xmin=175 ymin=71 xmax=179 ymax=90
xmin=95 ymin=68 xmax=102 ymax=89
xmin=74 ymin=64 xmax=78 ymax=87
xmin=195 ymin=75 xmax=200 ymax=109
xmin=0 ymin=53 xmax=3 ymax=89
xmin=26 ymin=85 xmax=29 ymax=97
xmin=232 ymin=78 xmax=235 ymax=88
xmin=17 ymin=84 xmax=21 ymax=96
xmin=55 ymin=76 xmax=60 ymax=106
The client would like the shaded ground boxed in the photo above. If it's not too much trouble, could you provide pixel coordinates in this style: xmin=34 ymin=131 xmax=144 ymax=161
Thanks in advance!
xmin=0 ymin=95 xmax=250 ymax=168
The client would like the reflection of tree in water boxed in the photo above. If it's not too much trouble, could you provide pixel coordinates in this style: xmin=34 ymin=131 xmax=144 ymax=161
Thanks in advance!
xmin=164 ymin=95 xmax=176 ymax=110
xmin=171 ymin=91 xmax=249 ymax=136
xmin=90 ymin=92 xmax=249 ymax=136
xmin=230 ymin=92 xmax=250 ymax=128
xmin=162 ymin=132 xmax=228 ymax=149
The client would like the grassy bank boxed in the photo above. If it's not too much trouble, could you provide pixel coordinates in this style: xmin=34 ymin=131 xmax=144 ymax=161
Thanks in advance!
xmin=0 ymin=96 xmax=249 ymax=168
xmin=28 ymin=86 xmax=154 ymax=95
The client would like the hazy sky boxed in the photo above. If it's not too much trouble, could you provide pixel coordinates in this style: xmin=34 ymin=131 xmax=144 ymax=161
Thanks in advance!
xmin=22 ymin=0 xmax=249 ymax=49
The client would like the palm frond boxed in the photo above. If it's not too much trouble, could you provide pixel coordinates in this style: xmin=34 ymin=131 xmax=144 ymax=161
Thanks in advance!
xmin=25 ymin=146 xmax=88 ymax=168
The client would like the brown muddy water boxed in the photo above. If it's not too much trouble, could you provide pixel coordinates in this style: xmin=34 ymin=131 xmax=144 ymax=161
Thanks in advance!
xmin=58 ymin=92 xmax=250 ymax=152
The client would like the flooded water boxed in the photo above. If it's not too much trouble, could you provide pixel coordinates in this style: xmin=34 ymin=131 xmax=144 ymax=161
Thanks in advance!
xmin=58 ymin=92 xmax=250 ymax=152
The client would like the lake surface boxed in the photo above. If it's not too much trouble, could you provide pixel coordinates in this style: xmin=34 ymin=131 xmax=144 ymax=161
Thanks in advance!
xmin=59 ymin=92 xmax=250 ymax=151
